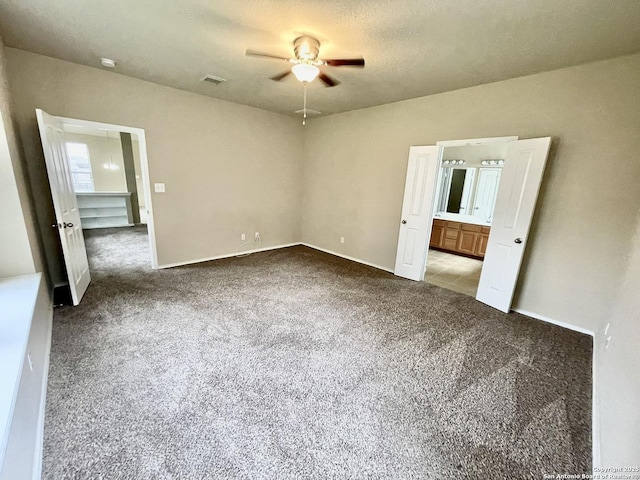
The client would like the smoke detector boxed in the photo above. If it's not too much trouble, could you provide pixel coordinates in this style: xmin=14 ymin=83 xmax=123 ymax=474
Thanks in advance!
xmin=100 ymin=58 xmax=116 ymax=68
xmin=201 ymin=75 xmax=227 ymax=85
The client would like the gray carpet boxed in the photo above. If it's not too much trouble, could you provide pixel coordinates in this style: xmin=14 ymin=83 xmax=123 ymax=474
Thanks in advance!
xmin=44 ymin=225 xmax=592 ymax=479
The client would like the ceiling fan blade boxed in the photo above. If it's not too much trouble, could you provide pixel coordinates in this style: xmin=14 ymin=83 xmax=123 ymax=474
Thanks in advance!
xmin=324 ymin=58 xmax=365 ymax=67
xmin=246 ymin=49 xmax=291 ymax=62
xmin=318 ymin=72 xmax=340 ymax=87
xmin=271 ymin=70 xmax=292 ymax=81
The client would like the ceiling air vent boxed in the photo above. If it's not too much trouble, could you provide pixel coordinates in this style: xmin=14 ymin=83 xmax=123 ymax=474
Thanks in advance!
xmin=200 ymin=75 xmax=226 ymax=85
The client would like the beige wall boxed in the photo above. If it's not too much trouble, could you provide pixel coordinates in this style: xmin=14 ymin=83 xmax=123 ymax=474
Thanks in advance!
xmin=0 ymin=39 xmax=43 ymax=278
xmin=302 ymin=53 xmax=640 ymax=336
xmin=64 ymin=131 xmax=128 ymax=192
xmin=0 ymin=115 xmax=34 ymax=277
xmin=6 ymin=48 xmax=304 ymax=282
xmin=596 ymin=219 xmax=640 ymax=465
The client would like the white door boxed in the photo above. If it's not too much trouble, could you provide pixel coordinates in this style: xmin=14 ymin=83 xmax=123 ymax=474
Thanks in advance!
xmin=394 ymin=146 xmax=441 ymax=281
xmin=476 ymin=137 xmax=551 ymax=312
xmin=473 ymin=168 xmax=502 ymax=221
xmin=36 ymin=109 xmax=91 ymax=305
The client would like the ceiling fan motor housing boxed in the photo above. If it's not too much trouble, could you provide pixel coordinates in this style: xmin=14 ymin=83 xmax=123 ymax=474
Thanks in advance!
xmin=294 ymin=36 xmax=320 ymax=61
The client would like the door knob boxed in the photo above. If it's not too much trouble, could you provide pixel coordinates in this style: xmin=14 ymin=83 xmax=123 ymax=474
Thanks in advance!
xmin=63 ymin=222 xmax=74 ymax=228
xmin=514 ymin=238 xmax=523 ymax=244
xmin=401 ymin=220 xmax=407 ymax=224
xmin=52 ymin=223 xmax=61 ymax=229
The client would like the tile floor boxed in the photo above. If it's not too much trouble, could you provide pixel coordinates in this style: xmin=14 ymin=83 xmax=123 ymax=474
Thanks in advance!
xmin=425 ymin=249 xmax=483 ymax=297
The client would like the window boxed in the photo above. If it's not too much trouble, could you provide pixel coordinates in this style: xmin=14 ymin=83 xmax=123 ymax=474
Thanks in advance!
xmin=65 ymin=142 xmax=94 ymax=192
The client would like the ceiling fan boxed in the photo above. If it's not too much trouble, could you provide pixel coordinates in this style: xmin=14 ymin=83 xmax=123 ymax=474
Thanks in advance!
xmin=246 ymin=35 xmax=365 ymax=87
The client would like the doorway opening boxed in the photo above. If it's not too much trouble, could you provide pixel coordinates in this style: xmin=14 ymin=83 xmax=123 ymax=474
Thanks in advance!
xmin=424 ymin=141 xmax=508 ymax=297
xmin=394 ymin=135 xmax=551 ymax=313
xmin=60 ymin=116 xmax=157 ymax=266
xmin=61 ymin=120 xmax=156 ymax=273
xmin=37 ymin=109 xmax=158 ymax=305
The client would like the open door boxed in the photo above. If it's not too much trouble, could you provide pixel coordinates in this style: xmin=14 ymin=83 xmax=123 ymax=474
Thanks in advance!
xmin=476 ymin=137 xmax=551 ymax=312
xmin=394 ymin=146 xmax=441 ymax=281
xmin=36 ymin=109 xmax=90 ymax=305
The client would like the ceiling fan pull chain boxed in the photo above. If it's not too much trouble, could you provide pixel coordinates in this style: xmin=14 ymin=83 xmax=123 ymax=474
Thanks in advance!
xmin=303 ymin=83 xmax=307 ymax=126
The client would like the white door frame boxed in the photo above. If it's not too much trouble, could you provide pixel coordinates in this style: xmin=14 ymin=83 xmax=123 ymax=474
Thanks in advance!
xmin=56 ymin=115 xmax=159 ymax=269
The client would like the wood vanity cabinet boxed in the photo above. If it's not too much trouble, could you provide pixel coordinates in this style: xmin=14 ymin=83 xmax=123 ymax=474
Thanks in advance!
xmin=429 ymin=219 xmax=490 ymax=259
xmin=477 ymin=227 xmax=491 ymax=257
xmin=443 ymin=221 xmax=460 ymax=251
xmin=430 ymin=219 xmax=446 ymax=247
xmin=458 ymin=224 xmax=480 ymax=255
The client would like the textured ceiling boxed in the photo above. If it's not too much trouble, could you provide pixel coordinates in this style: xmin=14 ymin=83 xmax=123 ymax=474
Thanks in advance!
xmin=1 ymin=0 xmax=639 ymax=117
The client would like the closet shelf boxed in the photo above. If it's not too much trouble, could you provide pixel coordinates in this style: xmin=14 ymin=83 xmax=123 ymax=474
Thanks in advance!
xmin=76 ymin=192 xmax=134 ymax=229
xmin=79 ymin=213 xmax=129 ymax=219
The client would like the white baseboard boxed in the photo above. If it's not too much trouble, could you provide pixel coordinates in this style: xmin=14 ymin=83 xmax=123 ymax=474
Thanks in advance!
xmin=511 ymin=308 xmax=595 ymax=336
xmin=33 ymin=306 xmax=52 ymax=480
xmin=157 ymin=243 xmax=300 ymax=269
xmin=300 ymin=243 xmax=394 ymax=273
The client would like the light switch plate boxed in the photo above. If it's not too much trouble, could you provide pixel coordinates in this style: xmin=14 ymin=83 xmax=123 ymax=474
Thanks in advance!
xmin=154 ymin=183 xmax=165 ymax=193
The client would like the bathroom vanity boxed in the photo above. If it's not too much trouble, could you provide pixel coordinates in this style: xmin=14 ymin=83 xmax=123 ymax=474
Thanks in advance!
xmin=430 ymin=215 xmax=490 ymax=259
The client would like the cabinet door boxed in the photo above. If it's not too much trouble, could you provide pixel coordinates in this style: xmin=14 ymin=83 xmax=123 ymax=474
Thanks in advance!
xmin=442 ymin=229 xmax=457 ymax=250
xmin=457 ymin=230 xmax=478 ymax=255
xmin=476 ymin=234 xmax=489 ymax=257
xmin=430 ymin=223 xmax=445 ymax=247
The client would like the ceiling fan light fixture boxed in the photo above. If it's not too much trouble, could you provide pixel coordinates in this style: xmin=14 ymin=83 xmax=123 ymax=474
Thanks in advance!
xmin=292 ymin=63 xmax=320 ymax=83
xmin=247 ymin=34 xmax=362 ymax=87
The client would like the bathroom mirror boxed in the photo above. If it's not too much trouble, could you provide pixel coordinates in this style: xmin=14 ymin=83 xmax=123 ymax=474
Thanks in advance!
xmin=437 ymin=167 xmax=476 ymax=214
xmin=436 ymin=166 xmax=502 ymax=223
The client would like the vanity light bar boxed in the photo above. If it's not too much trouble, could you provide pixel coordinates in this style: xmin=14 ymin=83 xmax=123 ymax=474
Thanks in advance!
xmin=442 ymin=159 xmax=465 ymax=165
xmin=481 ymin=159 xmax=505 ymax=166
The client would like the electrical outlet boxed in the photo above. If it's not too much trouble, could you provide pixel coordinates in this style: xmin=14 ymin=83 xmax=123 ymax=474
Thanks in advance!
xmin=154 ymin=182 xmax=166 ymax=193
xmin=241 ymin=233 xmax=246 ymax=241
xmin=255 ymin=232 xmax=260 ymax=240
xmin=340 ymin=236 xmax=345 ymax=244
